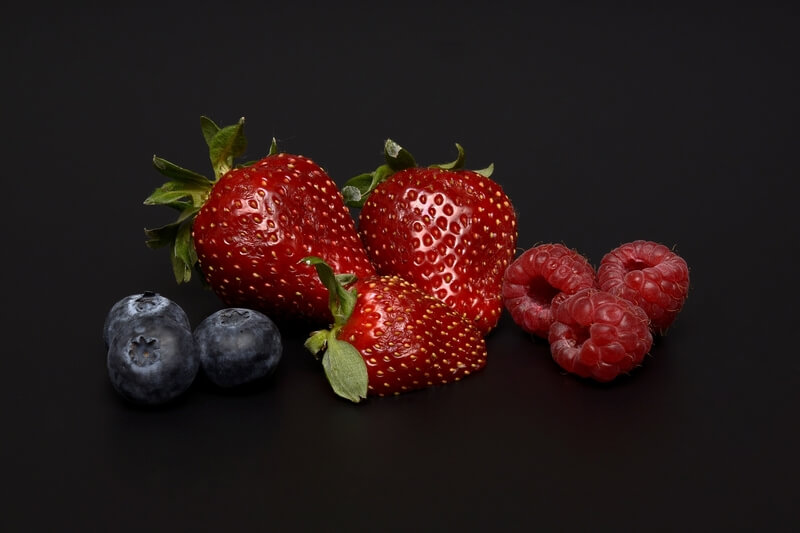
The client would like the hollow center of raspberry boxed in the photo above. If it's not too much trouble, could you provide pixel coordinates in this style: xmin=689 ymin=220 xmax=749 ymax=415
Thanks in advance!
xmin=560 ymin=324 xmax=591 ymax=348
xmin=527 ymin=277 xmax=560 ymax=307
xmin=624 ymin=259 xmax=652 ymax=272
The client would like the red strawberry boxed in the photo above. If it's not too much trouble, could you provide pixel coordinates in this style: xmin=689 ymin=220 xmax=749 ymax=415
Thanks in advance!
xmin=144 ymin=117 xmax=375 ymax=324
xmin=597 ymin=240 xmax=690 ymax=334
xmin=548 ymin=288 xmax=653 ymax=382
xmin=342 ymin=140 xmax=517 ymax=334
xmin=303 ymin=257 xmax=487 ymax=402
xmin=502 ymin=243 xmax=598 ymax=338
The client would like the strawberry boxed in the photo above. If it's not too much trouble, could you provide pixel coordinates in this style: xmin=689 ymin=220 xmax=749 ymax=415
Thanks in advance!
xmin=303 ymin=257 xmax=487 ymax=402
xmin=342 ymin=140 xmax=517 ymax=334
xmin=144 ymin=117 xmax=375 ymax=324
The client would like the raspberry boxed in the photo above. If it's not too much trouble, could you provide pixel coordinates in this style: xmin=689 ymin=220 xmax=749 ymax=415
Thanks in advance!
xmin=598 ymin=240 xmax=689 ymax=334
xmin=548 ymin=289 xmax=653 ymax=382
xmin=502 ymin=243 xmax=597 ymax=338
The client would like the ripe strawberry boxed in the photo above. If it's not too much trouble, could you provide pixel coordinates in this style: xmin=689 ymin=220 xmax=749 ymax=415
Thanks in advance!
xmin=597 ymin=240 xmax=690 ymax=334
xmin=303 ymin=257 xmax=487 ymax=402
xmin=502 ymin=243 xmax=597 ymax=338
xmin=548 ymin=288 xmax=653 ymax=382
xmin=144 ymin=117 xmax=375 ymax=324
xmin=342 ymin=140 xmax=517 ymax=334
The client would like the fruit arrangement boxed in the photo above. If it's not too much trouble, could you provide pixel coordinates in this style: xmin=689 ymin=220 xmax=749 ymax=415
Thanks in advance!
xmin=103 ymin=116 xmax=691 ymax=405
xmin=503 ymin=241 xmax=690 ymax=382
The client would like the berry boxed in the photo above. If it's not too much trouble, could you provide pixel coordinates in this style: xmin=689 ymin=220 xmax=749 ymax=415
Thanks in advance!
xmin=103 ymin=291 xmax=190 ymax=347
xmin=598 ymin=240 xmax=689 ymax=333
xmin=548 ymin=289 xmax=653 ymax=382
xmin=144 ymin=117 xmax=375 ymax=325
xmin=343 ymin=140 xmax=517 ymax=334
xmin=303 ymin=257 xmax=487 ymax=402
xmin=502 ymin=243 xmax=597 ymax=338
xmin=194 ymin=308 xmax=282 ymax=388
xmin=107 ymin=316 xmax=199 ymax=405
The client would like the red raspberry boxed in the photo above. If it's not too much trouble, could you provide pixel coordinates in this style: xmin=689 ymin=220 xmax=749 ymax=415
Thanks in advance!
xmin=598 ymin=240 xmax=690 ymax=334
xmin=548 ymin=289 xmax=653 ymax=382
xmin=502 ymin=243 xmax=597 ymax=338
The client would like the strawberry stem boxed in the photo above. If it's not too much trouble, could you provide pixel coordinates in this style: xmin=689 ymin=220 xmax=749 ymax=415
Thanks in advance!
xmin=341 ymin=139 xmax=416 ymax=208
xmin=342 ymin=139 xmax=493 ymax=207
xmin=144 ymin=116 xmax=255 ymax=284
xmin=301 ymin=256 xmax=357 ymax=327
xmin=301 ymin=256 xmax=368 ymax=403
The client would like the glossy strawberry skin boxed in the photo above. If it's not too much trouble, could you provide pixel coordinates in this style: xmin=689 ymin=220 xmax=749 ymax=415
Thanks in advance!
xmin=598 ymin=240 xmax=689 ymax=334
xmin=336 ymin=274 xmax=487 ymax=397
xmin=357 ymin=168 xmax=517 ymax=334
xmin=548 ymin=289 xmax=653 ymax=382
xmin=193 ymin=153 xmax=375 ymax=324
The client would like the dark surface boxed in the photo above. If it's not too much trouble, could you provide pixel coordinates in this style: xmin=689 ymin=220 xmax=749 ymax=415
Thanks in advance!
xmin=3 ymin=3 xmax=798 ymax=531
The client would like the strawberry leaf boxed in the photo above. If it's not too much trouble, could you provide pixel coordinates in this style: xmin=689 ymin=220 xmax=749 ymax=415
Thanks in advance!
xmin=475 ymin=162 xmax=494 ymax=178
xmin=145 ymin=206 xmax=200 ymax=283
xmin=302 ymin=256 xmax=357 ymax=326
xmin=342 ymin=165 xmax=396 ymax=207
xmin=342 ymin=170 xmax=380 ymax=207
xmin=144 ymin=221 xmax=179 ymax=249
xmin=342 ymin=139 xmax=417 ymax=207
xmin=384 ymin=139 xmax=416 ymax=171
xmin=430 ymin=143 xmax=466 ymax=170
xmin=209 ymin=117 xmax=247 ymax=179
xmin=172 ymin=219 xmax=198 ymax=283
xmin=304 ymin=330 xmax=329 ymax=357
xmin=426 ymin=142 xmax=495 ymax=177
xmin=322 ymin=337 xmax=368 ymax=403
xmin=143 ymin=182 xmax=204 ymax=209
xmin=152 ymin=156 xmax=212 ymax=186
xmin=200 ymin=116 xmax=220 ymax=147
xmin=342 ymin=173 xmax=374 ymax=202
xmin=144 ymin=185 xmax=190 ymax=207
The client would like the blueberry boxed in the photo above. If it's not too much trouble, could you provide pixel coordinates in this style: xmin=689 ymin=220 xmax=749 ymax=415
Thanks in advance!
xmin=107 ymin=316 xmax=199 ymax=405
xmin=194 ymin=308 xmax=282 ymax=388
xmin=104 ymin=292 xmax=192 ymax=348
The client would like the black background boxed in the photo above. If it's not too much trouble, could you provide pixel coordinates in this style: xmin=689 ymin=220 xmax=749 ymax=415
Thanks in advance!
xmin=3 ymin=3 xmax=799 ymax=531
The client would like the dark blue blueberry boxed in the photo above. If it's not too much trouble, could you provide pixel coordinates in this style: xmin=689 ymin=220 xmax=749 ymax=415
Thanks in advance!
xmin=194 ymin=308 xmax=282 ymax=388
xmin=103 ymin=292 xmax=191 ymax=347
xmin=107 ymin=316 xmax=199 ymax=405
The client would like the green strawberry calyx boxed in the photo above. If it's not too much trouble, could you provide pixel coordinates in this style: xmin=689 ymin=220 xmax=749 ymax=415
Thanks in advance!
xmin=341 ymin=139 xmax=494 ymax=208
xmin=144 ymin=116 xmax=279 ymax=283
xmin=302 ymin=256 xmax=369 ymax=403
